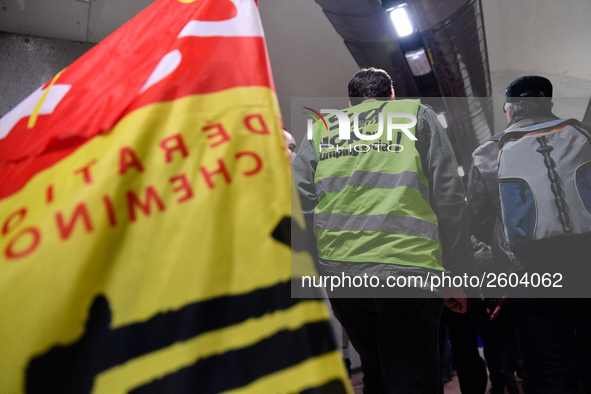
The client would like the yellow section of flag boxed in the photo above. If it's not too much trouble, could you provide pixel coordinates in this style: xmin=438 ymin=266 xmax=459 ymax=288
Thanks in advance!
xmin=0 ymin=86 xmax=350 ymax=393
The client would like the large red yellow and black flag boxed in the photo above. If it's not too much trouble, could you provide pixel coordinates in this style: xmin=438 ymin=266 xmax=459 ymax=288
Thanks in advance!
xmin=0 ymin=0 xmax=351 ymax=392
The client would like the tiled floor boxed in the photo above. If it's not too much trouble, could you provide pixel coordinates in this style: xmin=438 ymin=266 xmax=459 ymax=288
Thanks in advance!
xmin=350 ymin=371 xmax=524 ymax=393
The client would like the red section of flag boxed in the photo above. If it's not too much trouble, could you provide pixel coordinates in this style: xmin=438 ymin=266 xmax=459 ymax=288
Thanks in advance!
xmin=0 ymin=0 xmax=275 ymax=200
xmin=195 ymin=0 xmax=237 ymax=21
xmin=127 ymin=37 xmax=271 ymax=113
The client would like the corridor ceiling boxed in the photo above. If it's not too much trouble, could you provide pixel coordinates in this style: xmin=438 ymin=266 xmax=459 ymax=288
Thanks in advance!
xmin=2 ymin=0 xmax=591 ymax=163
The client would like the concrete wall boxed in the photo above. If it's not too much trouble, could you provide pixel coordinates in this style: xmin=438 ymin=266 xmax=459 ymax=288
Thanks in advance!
xmin=483 ymin=0 xmax=591 ymax=83
xmin=0 ymin=32 xmax=94 ymax=116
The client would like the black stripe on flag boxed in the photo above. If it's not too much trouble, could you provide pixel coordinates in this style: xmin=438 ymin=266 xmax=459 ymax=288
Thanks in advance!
xmin=129 ymin=321 xmax=339 ymax=394
xmin=26 ymin=280 xmax=310 ymax=393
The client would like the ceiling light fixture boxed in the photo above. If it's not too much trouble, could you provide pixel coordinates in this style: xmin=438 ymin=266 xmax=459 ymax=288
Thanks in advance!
xmin=389 ymin=4 xmax=414 ymax=38
xmin=405 ymin=47 xmax=432 ymax=76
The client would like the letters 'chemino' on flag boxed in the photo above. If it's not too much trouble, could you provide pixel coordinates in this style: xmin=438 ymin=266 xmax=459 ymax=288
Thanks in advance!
xmin=0 ymin=0 xmax=351 ymax=392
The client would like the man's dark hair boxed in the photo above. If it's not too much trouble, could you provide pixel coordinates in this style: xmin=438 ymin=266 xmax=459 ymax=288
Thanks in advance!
xmin=348 ymin=68 xmax=393 ymax=106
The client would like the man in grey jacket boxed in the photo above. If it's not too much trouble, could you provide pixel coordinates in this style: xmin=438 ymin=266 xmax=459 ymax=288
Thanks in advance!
xmin=468 ymin=75 xmax=591 ymax=393
xmin=293 ymin=68 xmax=473 ymax=393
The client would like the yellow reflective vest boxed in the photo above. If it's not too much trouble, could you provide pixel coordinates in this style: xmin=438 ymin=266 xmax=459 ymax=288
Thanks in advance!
xmin=310 ymin=100 xmax=444 ymax=271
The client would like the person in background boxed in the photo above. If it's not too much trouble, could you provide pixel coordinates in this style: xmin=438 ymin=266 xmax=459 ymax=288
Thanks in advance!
xmin=284 ymin=128 xmax=297 ymax=163
xmin=443 ymin=239 xmax=520 ymax=394
xmin=468 ymin=75 xmax=591 ymax=393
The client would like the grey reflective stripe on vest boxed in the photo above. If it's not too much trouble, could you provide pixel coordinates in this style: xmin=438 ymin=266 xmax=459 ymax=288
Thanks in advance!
xmin=315 ymin=170 xmax=429 ymax=202
xmin=314 ymin=213 xmax=440 ymax=241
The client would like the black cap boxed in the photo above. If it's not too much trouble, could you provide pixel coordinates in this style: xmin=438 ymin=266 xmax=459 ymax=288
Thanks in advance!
xmin=505 ymin=76 xmax=553 ymax=102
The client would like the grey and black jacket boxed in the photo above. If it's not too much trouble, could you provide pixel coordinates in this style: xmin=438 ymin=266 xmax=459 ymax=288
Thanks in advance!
xmin=467 ymin=112 xmax=559 ymax=275
xmin=293 ymin=103 xmax=475 ymax=297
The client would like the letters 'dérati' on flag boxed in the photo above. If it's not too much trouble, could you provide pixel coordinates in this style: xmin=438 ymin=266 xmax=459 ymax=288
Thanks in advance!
xmin=0 ymin=0 xmax=351 ymax=393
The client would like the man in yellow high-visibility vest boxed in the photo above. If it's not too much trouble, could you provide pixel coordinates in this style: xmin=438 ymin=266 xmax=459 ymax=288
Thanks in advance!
xmin=294 ymin=67 xmax=474 ymax=393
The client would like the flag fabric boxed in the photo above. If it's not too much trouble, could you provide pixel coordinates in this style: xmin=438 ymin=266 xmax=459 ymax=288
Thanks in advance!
xmin=0 ymin=0 xmax=351 ymax=392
